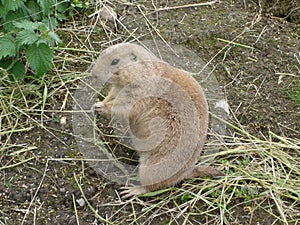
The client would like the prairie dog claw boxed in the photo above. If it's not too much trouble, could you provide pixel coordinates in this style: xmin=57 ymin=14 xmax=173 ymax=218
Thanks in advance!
xmin=120 ymin=186 xmax=147 ymax=199
xmin=91 ymin=101 xmax=104 ymax=114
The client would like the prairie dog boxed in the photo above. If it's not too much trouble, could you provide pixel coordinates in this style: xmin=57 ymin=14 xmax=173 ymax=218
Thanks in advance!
xmin=92 ymin=43 xmax=223 ymax=197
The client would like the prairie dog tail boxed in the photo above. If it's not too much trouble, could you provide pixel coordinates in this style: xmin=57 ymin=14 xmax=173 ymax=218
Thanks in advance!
xmin=188 ymin=165 xmax=224 ymax=179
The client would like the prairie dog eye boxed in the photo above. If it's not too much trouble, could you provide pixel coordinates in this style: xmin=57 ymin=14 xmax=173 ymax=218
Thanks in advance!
xmin=111 ymin=58 xmax=120 ymax=65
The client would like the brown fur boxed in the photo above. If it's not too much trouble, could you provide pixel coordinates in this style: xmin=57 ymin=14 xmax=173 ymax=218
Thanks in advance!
xmin=92 ymin=43 xmax=224 ymax=197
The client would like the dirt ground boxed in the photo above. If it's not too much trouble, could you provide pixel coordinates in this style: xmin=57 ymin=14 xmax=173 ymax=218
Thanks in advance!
xmin=1 ymin=0 xmax=299 ymax=224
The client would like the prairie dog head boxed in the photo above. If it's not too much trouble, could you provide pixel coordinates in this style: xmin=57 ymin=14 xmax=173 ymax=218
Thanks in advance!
xmin=92 ymin=43 xmax=160 ymax=85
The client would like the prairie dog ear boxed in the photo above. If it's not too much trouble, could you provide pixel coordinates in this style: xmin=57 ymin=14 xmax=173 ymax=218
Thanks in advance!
xmin=130 ymin=53 xmax=137 ymax=61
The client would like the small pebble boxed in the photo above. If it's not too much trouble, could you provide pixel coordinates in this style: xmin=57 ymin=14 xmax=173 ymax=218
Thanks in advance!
xmin=76 ymin=198 xmax=85 ymax=207
xmin=60 ymin=116 xmax=67 ymax=125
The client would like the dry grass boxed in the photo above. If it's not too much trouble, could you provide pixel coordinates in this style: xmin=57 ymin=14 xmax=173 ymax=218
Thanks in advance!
xmin=1 ymin=1 xmax=299 ymax=225
xmin=69 ymin=116 xmax=300 ymax=224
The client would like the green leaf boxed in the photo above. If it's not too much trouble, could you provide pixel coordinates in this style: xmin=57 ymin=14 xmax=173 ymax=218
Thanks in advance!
xmin=42 ymin=16 xmax=59 ymax=30
xmin=13 ymin=20 xmax=39 ymax=30
xmin=0 ymin=2 xmax=6 ymax=17
xmin=26 ymin=43 xmax=53 ymax=76
xmin=2 ymin=11 xmax=25 ymax=31
xmin=9 ymin=60 xmax=25 ymax=80
xmin=140 ymin=188 xmax=172 ymax=197
xmin=48 ymin=31 xmax=62 ymax=44
xmin=2 ymin=0 xmax=26 ymax=12
xmin=55 ymin=12 xmax=67 ymax=22
xmin=56 ymin=1 xmax=68 ymax=13
xmin=0 ymin=59 xmax=12 ymax=78
xmin=16 ymin=30 xmax=39 ymax=46
xmin=37 ymin=0 xmax=55 ymax=15
xmin=56 ymin=2 xmax=68 ymax=20
xmin=0 ymin=35 xmax=17 ymax=59
xmin=26 ymin=0 xmax=43 ymax=20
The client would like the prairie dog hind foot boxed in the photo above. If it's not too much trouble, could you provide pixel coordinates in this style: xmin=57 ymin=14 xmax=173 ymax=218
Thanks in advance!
xmin=120 ymin=186 xmax=147 ymax=199
xmin=120 ymin=165 xmax=224 ymax=199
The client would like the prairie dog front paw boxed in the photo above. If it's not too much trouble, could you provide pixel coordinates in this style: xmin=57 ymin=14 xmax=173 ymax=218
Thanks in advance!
xmin=91 ymin=101 xmax=104 ymax=114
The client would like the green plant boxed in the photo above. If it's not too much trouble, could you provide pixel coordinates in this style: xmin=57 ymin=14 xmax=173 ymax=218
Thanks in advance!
xmin=69 ymin=0 xmax=90 ymax=15
xmin=0 ymin=0 xmax=91 ymax=80
xmin=0 ymin=0 xmax=68 ymax=79
xmin=286 ymin=54 xmax=300 ymax=110
xmin=288 ymin=81 xmax=300 ymax=109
